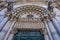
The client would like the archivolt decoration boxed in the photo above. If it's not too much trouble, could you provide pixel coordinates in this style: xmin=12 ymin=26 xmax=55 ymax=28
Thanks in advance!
xmin=7 ymin=5 xmax=54 ymax=21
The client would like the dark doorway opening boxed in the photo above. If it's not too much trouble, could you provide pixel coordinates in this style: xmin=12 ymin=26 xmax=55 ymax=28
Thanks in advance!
xmin=13 ymin=31 xmax=45 ymax=40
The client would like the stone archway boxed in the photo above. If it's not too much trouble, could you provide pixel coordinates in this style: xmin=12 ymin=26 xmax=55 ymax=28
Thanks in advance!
xmin=7 ymin=5 xmax=50 ymax=40
xmin=10 ymin=5 xmax=49 ymax=20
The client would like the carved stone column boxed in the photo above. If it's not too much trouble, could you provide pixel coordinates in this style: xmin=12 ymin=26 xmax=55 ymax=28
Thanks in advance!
xmin=8 ymin=28 xmax=18 ymax=40
xmin=7 ymin=32 xmax=14 ymax=40
xmin=41 ymin=28 xmax=49 ymax=40
xmin=44 ymin=29 xmax=49 ymax=40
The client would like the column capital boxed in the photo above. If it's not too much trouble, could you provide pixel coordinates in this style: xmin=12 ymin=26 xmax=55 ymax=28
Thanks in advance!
xmin=11 ymin=28 xmax=18 ymax=34
xmin=40 ymin=28 xmax=48 ymax=35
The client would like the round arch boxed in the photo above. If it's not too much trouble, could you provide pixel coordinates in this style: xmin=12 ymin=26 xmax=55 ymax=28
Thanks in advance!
xmin=11 ymin=5 xmax=48 ymax=40
xmin=11 ymin=5 xmax=49 ymax=20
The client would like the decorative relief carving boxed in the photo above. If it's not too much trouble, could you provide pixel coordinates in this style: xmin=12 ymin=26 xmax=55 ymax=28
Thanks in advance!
xmin=8 ymin=5 xmax=54 ymax=36
xmin=7 ymin=5 xmax=54 ymax=21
